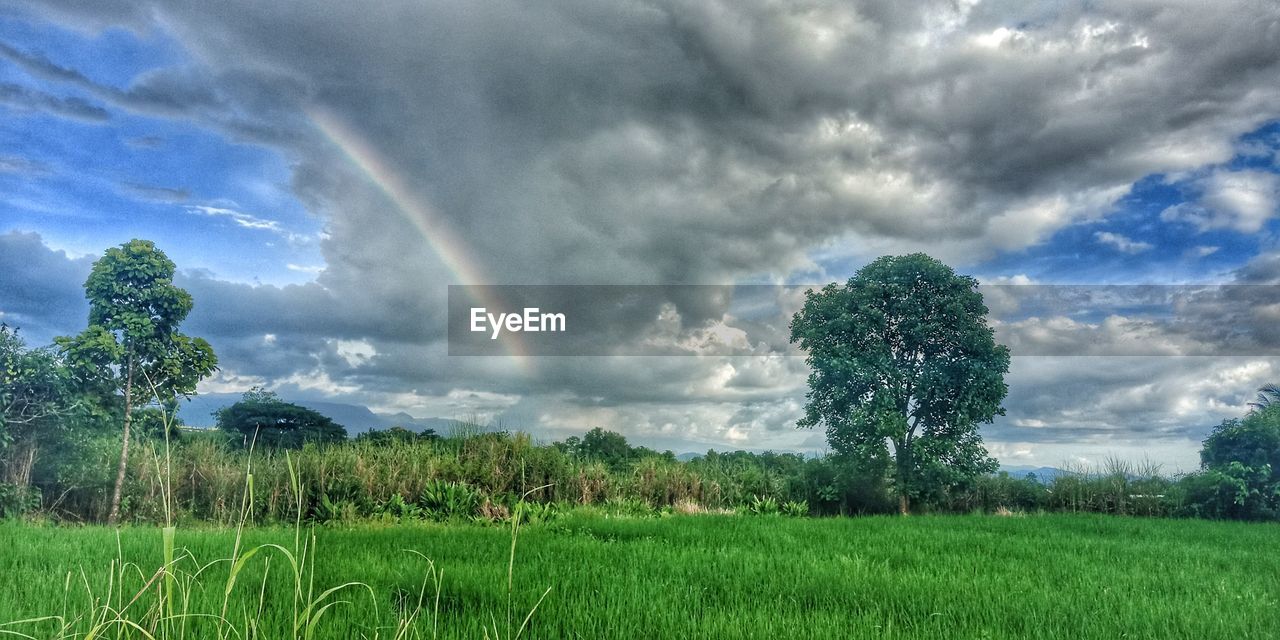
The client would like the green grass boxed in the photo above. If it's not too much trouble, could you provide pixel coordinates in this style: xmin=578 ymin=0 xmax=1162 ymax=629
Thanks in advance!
xmin=2 ymin=513 xmax=1278 ymax=639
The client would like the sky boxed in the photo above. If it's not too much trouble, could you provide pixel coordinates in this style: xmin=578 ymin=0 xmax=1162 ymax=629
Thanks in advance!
xmin=2 ymin=0 xmax=1279 ymax=471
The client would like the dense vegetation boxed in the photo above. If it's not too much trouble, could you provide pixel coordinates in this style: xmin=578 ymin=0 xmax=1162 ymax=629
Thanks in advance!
xmin=2 ymin=417 xmax=1276 ymax=525
xmin=3 ymin=514 xmax=1278 ymax=639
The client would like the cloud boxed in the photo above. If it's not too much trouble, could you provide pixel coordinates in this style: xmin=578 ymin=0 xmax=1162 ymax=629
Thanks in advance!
xmin=1236 ymin=252 xmax=1280 ymax=284
xmin=0 ymin=155 xmax=52 ymax=176
xmin=15 ymin=0 xmax=1280 ymax=282
xmin=122 ymin=182 xmax=191 ymax=203
xmin=7 ymin=0 xmax=1280 ymax=462
xmin=0 ymin=82 xmax=110 ymax=122
xmin=1094 ymin=231 xmax=1153 ymax=254
xmin=0 ymin=231 xmax=91 ymax=342
xmin=1161 ymin=169 xmax=1280 ymax=233
xmin=184 ymin=205 xmax=281 ymax=232
xmin=124 ymin=135 xmax=166 ymax=149
xmin=990 ymin=356 xmax=1271 ymax=447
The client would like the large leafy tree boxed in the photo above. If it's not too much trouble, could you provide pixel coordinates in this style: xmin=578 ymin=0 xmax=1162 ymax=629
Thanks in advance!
xmin=1 ymin=325 xmax=75 ymax=491
xmin=56 ymin=240 xmax=217 ymax=524
xmin=217 ymin=388 xmax=346 ymax=449
xmin=789 ymin=253 xmax=1010 ymax=514
xmin=1187 ymin=405 xmax=1280 ymax=520
xmin=1202 ymin=407 xmax=1280 ymax=472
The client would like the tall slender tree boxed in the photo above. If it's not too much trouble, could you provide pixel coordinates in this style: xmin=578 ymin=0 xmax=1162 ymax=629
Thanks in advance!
xmin=57 ymin=240 xmax=217 ymax=524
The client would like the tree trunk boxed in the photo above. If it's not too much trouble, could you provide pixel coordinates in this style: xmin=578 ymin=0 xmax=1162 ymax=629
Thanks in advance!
xmin=2 ymin=439 xmax=37 ymax=487
xmin=895 ymin=437 xmax=912 ymax=516
xmin=107 ymin=356 xmax=134 ymax=525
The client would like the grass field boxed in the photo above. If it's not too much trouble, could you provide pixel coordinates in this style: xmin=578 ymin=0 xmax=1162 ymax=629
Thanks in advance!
xmin=1 ymin=513 xmax=1277 ymax=639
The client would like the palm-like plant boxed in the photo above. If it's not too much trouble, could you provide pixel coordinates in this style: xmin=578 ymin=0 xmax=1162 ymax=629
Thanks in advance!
xmin=1248 ymin=383 xmax=1280 ymax=413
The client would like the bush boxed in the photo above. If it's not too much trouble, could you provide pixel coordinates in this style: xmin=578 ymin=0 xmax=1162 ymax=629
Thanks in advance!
xmin=0 ymin=483 xmax=38 ymax=518
xmin=1176 ymin=464 xmax=1280 ymax=520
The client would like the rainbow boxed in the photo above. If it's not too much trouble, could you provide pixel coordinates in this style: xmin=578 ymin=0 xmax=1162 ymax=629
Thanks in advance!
xmin=306 ymin=106 xmax=532 ymax=371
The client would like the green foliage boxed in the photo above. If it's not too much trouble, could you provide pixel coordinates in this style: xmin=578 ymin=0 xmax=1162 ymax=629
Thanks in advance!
xmin=354 ymin=425 xmax=438 ymax=445
xmin=0 ymin=482 xmax=38 ymax=518
xmin=781 ymin=500 xmax=809 ymax=517
xmin=23 ymin=416 xmax=1280 ymax=524
xmin=377 ymin=492 xmax=423 ymax=521
xmin=600 ymin=496 xmax=654 ymax=518
xmin=746 ymin=495 xmax=780 ymax=516
xmin=1201 ymin=407 xmax=1280 ymax=471
xmin=1 ymin=325 xmax=74 ymax=440
xmin=55 ymin=240 xmax=217 ymax=523
xmin=133 ymin=404 xmax=185 ymax=441
xmin=56 ymin=240 xmax=217 ymax=401
xmin=1 ymin=325 xmax=79 ymax=493
xmin=555 ymin=427 xmax=676 ymax=471
xmin=789 ymin=253 xmax=1008 ymax=513
xmin=1177 ymin=464 xmax=1278 ymax=520
xmin=216 ymin=388 xmax=347 ymax=449
xmin=0 ymin=325 xmax=121 ymax=520
xmin=512 ymin=500 xmax=562 ymax=525
xmin=1247 ymin=382 xmax=1280 ymax=412
xmin=1185 ymin=405 xmax=1280 ymax=520
xmin=419 ymin=479 xmax=482 ymax=521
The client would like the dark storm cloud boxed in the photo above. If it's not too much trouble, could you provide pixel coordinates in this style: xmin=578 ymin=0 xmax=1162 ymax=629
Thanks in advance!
xmin=0 ymin=232 xmax=91 ymax=341
xmin=19 ymin=0 xmax=1280 ymax=281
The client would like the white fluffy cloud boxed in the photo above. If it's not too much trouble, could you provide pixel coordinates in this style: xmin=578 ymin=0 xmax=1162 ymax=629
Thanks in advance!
xmin=1162 ymin=169 xmax=1280 ymax=233
xmin=1095 ymin=231 xmax=1153 ymax=254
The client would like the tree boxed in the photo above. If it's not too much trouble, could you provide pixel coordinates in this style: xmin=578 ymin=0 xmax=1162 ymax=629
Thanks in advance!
xmin=1185 ymin=405 xmax=1280 ymax=520
xmin=789 ymin=253 xmax=1009 ymax=514
xmin=1 ymin=325 xmax=76 ymax=499
xmin=556 ymin=427 xmax=639 ymax=470
xmin=1202 ymin=408 xmax=1280 ymax=471
xmin=56 ymin=240 xmax=217 ymax=524
xmin=354 ymin=425 xmax=438 ymax=446
xmin=216 ymin=389 xmax=346 ymax=449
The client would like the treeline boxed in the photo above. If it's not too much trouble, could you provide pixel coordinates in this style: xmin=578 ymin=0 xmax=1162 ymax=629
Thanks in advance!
xmin=6 ymin=410 xmax=1278 ymax=524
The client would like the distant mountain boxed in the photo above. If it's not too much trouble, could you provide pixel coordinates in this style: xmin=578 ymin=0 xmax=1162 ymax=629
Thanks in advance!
xmin=174 ymin=393 xmax=462 ymax=436
xmin=999 ymin=465 xmax=1070 ymax=483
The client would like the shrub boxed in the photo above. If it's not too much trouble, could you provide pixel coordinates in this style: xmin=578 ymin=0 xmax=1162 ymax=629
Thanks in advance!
xmin=420 ymin=480 xmax=483 ymax=521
